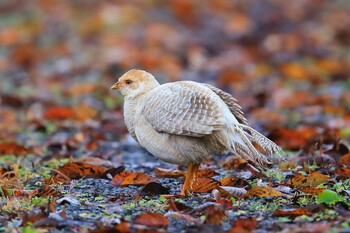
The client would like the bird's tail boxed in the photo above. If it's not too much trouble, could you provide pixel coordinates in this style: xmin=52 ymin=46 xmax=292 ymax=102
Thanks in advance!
xmin=229 ymin=123 xmax=285 ymax=168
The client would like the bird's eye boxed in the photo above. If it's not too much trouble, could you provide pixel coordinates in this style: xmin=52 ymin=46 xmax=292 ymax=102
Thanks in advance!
xmin=125 ymin=80 xmax=132 ymax=85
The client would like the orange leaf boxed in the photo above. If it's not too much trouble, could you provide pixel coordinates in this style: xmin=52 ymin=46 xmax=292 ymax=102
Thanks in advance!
xmin=336 ymin=167 xmax=350 ymax=178
xmin=290 ymin=172 xmax=330 ymax=187
xmin=229 ymin=217 xmax=257 ymax=233
xmin=299 ymin=187 xmax=326 ymax=195
xmin=0 ymin=142 xmax=29 ymax=155
xmin=111 ymin=171 xmax=154 ymax=186
xmin=280 ymin=62 xmax=309 ymax=80
xmin=204 ymin=205 xmax=226 ymax=225
xmin=154 ymin=167 xmax=216 ymax=178
xmin=44 ymin=106 xmax=75 ymax=120
xmin=223 ymin=156 xmax=247 ymax=170
xmin=192 ymin=177 xmax=221 ymax=193
xmin=134 ymin=212 xmax=169 ymax=227
xmin=44 ymin=162 xmax=108 ymax=184
xmin=243 ymin=186 xmax=282 ymax=198
xmin=220 ymin=176 xmax=250 ymax=187
xmin=338 ymin=153 xmax=350 ymax=165
xmin=154 ymin=167 xmax=184 ymax=178
xmin=74 ymin=104 xmax=97 ymax=121
xmin=272 ymin=208 xmax=312 ymax=217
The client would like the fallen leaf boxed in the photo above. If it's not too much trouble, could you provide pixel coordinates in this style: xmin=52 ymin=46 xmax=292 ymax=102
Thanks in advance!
xmin=338 ymin=153 xmax=350 ymax=165
xmin=290 ymin=172 xmax=330 ymax=187
xmin=218 ymin=186 xmax=247 ymax=197
xmin=74 ymin=104 xmax=98 ymax=121
xmin=243 ymin=186 xmax=282 ymax=198
xmin=34 ymin=185 xmax=62 ymax=198
xmin=280 ymin=62 xmax=309 ymax=80
xmin=227 ymin=217 xmax=257 ymax=233
xmin=0 ymin=142 xmax=29 ymax=155
xmin=133 ymin=182 xmax=170 ymax=201
xmin=204 ymin=205 xmax=226 ymax=225
xmin=272 ymin=208 xmax=312 ymax=217
xmin=134 ymin=212 xmax=169 ymax=227
xmin=164 ymin=211 xmax=201 ymax=223
xmin=220 ymin=176 xmax=250 ymax=187
xmin=44 ymin=162 xmax=108 ymax=184
xmin=336 ymin=167 xmax=350 ymax=178
xmin=299 ymin=187 xmax=326 ymax=195
xmin=111 ymin=171 xmax=155 ymax=186
xmin=192 ymin=177 xmax=221 ymax=193
xmin=223 ymin=156 xmax=247 ymax=170
xmin=154 ymin=167 xmax=216 ymax=178
xmin=154 ymin=167 xmax=184 ymax=178
xmin=44 ymin=106 xmax=75 ymax=120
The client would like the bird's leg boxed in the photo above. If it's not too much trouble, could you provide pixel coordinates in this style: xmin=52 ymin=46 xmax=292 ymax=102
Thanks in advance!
xmin=181 ymin=162 xmax=200 ymax=196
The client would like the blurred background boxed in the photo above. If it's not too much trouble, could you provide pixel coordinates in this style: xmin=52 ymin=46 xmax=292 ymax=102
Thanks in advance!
xmin=0 ymin=0 xmax=349 ymax=158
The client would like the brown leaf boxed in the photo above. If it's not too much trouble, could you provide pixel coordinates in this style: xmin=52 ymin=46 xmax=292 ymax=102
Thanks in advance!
xmin=44 ymin=162 xmax=108 ymax=184
xmin=0 ymin=142 xmax=29 ymax=155
xmin=272 ymin=208 xmax=312 ymax=217
xmin=44 ymin=106 xmax=75 ymax=120
xmin=133 ymin=182 xmax=170 ymax=201
xmin=167 ymin=199 xmax=191 ymax=212
xmin=192 ymin=177 xmax=221 ymax=193
xmin=223 ymin=156 xmax=247 ymax=170
xmin=111 ymin=171 xmax=155 ymax=186
xmin=154 ymin=167 xmax=216 ymax=178
xmin=299 ymin=187 xmax=326 ymax=195
xmin=134 ymin=212 xmax=169 ymax=227
xmin=154 ymin=167 xmax=184 ymax=178
xmin=336 ymin=167 xmax=350 ymax=178
xmin=338 ymin=153 xmax=350 ymax=165
xmin=74 ymin=104 xmax=98 ymax=121
xmin=290 ymin=172 xmax=330 ymax=187
xmin=226 ymin=217 xmax=257 ymax=233
xmin=280 ymin=62 xmax=309 ymax=80
xmin=243 ymin=186 xmax=282 ymax=198
xmin=34 ymin=185 xmax=62 ymax=198
xmin=204 ymin=205 xmax=226 ymax=225
xmin=220 ymin=176 xmax=250 ymax=187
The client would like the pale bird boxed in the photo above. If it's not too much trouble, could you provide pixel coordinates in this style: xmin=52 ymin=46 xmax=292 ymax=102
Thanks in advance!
xmin=111 ymin=69 xmax=284 ymax=196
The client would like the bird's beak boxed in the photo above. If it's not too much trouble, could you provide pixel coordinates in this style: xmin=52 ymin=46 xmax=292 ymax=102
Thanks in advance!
xmin=110 ymin=82 xmax=121 ymax=91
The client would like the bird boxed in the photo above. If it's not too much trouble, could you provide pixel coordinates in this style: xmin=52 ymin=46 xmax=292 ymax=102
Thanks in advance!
xmin=110 ymin=69 xmax=284 ymax=196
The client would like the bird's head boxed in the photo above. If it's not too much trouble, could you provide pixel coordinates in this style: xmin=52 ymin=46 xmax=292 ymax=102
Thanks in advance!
xmin=110 ymin=69 xmax=160 ymax=98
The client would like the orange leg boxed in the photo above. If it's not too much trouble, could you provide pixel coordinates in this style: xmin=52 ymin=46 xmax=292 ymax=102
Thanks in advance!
xmin=181 ymin=162 xmax=200 ymax=196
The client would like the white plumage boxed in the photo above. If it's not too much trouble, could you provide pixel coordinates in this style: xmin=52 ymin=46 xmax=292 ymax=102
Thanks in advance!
xmin=111 ymin=69 xmax=284 ymax=195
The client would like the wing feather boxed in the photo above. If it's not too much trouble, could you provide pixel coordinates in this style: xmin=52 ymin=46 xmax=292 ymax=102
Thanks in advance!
xmin=142 ymin=82 xmax=225 ymax=137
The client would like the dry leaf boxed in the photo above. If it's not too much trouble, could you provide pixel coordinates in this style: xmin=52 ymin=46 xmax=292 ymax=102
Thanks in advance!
xmin=336 ymin=167 xmax=350 ymax=178
xmin=299 ymin=187 xmax=326 ymax=195
xmin=219 ymin=186 xmax=247 ymax=197
xmin=192 ymin=177 xmax=221 ymax=193
xmin=272 ymin=208 xmax=312 ymax=217
xmin=223 ymin=156 xmax=247 ymax=170
xmin=44 ymin=162 xmax=108 ymax=184
xmin=111 ymin=171 xmax=155 ymax=186
xmin=228 ymin=217 xmax=258 ymax=233
xmin=0 ymin=142 xmax=29 ymax=155
xmin=134 ymin=212 xmax=169 ymax=227
xmin=154 ymin=167 xmax=184 ymax=178
xmin=243 ymin=186 xmax=282 ymax=198
xmin=290 ymin=172 xmax=330 ymax=187
xmin=338 ymin=153 xmax=350 ymax=165
xmin=204 ymin=205 xmax=226 ymax=225
xmin=44 ymin=106 xmax=75 ymax=120
xmin=220 ymin=176 xmax=250 ymax=187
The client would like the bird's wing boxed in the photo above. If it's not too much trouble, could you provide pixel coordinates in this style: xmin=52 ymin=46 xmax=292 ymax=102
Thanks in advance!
xmin=142 ymin=82 xmax=226 ymax=137
xmin=202 ymin=83 xmax=248 ymax=125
